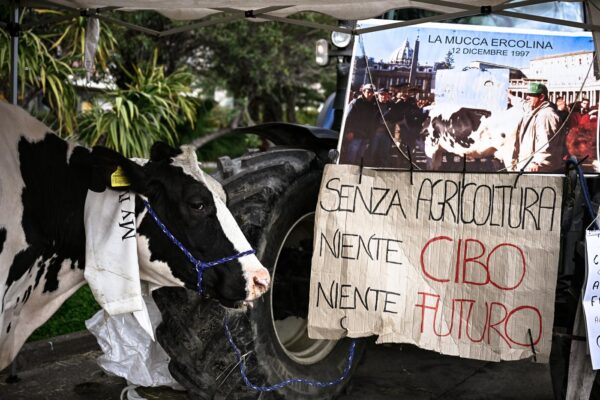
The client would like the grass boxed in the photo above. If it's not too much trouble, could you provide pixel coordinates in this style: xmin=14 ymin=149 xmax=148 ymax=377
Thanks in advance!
xmin=28 ymin=285 xmax=101 ymax=342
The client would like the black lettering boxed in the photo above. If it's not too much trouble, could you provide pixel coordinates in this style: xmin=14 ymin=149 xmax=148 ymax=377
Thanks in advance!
xmin=320 ymin=229 xmax=339 ymax=258
xmin=353 ymin=185 xmax=371 ymax=213
xmin=386 ymin=190 xmax=407 ymax=219
xmin=316 ymin=281 xmax=334 ymax=308
xmin=522 ymin=187 xmax=540 ymax=230
xmin=355 ymin=287 xmax=369 ymax=310
xmin=339 ymin=185 xmax=353 ymax=212
xmin=341 ymin=234 xmax=359 ymax=259
xmin=539 ymin=187 xmax=557 ymax=231
xmin=473 ymin=185 xmax=492 ymax=226
xmin=339 ymin=284 xmax=352 ymax=309
xmin=383 ymin=291 xmax=400 ymax=314
xmin=416 ymin=178 xmax=438 ymax=220
xmin=371 ymin=187 xmax=390 ymax=215
xmin=319 ymin=178 xmax=341 ymax=212
xmin=120 ymin=209 xmax=135 ymax=221
xmin=460 ymin=182 xmax=477 ymax=224
xmin=508 ymin=187 xmax=523 ymax=229
xmin=385 ymin=239 xmax=403 ymax=265
xmin=119 ymin=220 xmax=136 ymax=240
xmin=440 ymin=179 xmax=459 ymax=223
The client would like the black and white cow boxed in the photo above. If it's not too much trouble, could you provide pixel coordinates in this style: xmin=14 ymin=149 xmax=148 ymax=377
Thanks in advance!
xmin=421 ymin=100 xmax=524 ymax=170
xmin=0 ymin=102 xmax=270 ymax=370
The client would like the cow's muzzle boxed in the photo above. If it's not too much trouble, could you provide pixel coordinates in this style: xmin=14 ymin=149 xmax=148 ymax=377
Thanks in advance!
xmin=245 ymin=266 xmax=271 ymax=302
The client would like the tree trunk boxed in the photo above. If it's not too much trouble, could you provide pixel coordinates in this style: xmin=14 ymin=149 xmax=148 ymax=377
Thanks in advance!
xmin=261 ymin=94 xmax=282 ymax=122
xmin=285 ymin=89 xmax=296 ymax=123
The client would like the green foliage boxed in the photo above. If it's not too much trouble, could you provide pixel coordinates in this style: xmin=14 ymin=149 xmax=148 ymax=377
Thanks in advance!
xmin=78 ymin=51 xmax=198 ymax=157
xmin=296 ymin=107 xmax=319 ymax=125
xmin=49 ymin=13 xmax=119 ymax=71
xmin=443 ymin=50 xmax=455 ymax=69
xmin=28 ymin=285 xmax=100 ymax=341
xmin=196 ymin=134 xmax=262 ymax=162
xmin=0 ymin=26 xmax=78 ymax=134
xmin=4 ymin=9 xmax=335 ymax=156
xmin=191 ymin=14 xmax=336 ymax=123
xmin=110 ymin=11 xmax=336 ymax=125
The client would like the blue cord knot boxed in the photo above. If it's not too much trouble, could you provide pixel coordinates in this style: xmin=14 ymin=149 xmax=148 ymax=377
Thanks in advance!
xmin=143 ymin=199 xmax=255 ymax=294
xmin=224 ymin=314 xmax=357 ymax=392
xmin=143 ymin=198 xmax=355 ymax=393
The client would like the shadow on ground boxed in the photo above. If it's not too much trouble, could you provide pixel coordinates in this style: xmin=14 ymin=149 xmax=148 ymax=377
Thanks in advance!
xmin=0 ymin=334 xmax=553 ymax=400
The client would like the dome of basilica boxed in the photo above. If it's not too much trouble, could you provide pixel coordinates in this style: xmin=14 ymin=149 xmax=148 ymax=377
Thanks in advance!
xmin=389 ymin=39 xmax=414 ymax=65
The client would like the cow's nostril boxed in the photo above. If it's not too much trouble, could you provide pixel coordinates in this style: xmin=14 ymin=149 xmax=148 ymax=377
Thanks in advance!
xmin=253 ymin=275 xmax=270 ymax=292
xmin=246 ymin=269 xmax=271 ymax=300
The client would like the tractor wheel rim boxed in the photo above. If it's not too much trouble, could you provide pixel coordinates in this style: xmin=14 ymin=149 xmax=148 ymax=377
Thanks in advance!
xmin=270 ymin=212 xmax=337 ymax=365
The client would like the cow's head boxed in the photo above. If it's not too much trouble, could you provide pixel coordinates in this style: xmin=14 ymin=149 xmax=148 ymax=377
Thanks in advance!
xmin=90 ymin=143 xmax=270 ymax=307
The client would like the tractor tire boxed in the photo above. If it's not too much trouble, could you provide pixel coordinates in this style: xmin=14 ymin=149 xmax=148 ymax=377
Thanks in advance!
xmin=154 ymin=147 xmax=364 ymax=400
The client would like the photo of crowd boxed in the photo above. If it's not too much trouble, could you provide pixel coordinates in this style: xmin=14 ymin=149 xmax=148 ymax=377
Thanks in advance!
xmin=341 ymin=83 xmax=429 ymax=169
xmin=337 ymin=21 xmax=599 ymax=173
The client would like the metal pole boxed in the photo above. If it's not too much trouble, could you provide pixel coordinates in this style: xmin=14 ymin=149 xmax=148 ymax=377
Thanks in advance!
xmin=9 ymin=3 xmax=20 ymax=106
xmin=6 ymin=4 xmax=21 ymax=384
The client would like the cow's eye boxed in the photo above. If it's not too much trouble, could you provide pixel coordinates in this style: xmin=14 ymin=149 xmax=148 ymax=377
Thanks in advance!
xmin=188 ymin=201 xmax=204 ymax=211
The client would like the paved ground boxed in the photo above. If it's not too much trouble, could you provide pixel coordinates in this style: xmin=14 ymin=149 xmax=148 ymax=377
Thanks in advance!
xmin=0 ymin=333 xmax=554 ymax=400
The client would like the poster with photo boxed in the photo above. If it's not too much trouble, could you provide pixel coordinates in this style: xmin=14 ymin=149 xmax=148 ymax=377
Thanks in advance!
xmin=337 ymin=21 xmax=599 ymax=173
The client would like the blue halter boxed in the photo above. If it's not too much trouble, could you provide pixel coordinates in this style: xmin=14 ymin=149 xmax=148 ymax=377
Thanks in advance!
xmin=142 ymin=199 xmax=256 ymax=294
xmin=144 ymin=198 xmax=357 ymax=393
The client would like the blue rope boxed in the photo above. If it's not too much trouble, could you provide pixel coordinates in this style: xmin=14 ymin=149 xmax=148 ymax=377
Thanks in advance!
xmin=223 ymin=315 xmax=357 ymax=392
xmin=143 ymin=199 xmax=356 ymax=392
xmin=142 ymin=199 xmax=255 ymax=294
xmin=566 ymin=157 xmax=598 ymax=230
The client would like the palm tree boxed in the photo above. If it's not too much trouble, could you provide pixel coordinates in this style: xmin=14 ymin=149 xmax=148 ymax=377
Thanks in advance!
xmin=78 ymin=50 xmax=198 ymax=157
xmin=1 ymin=10 xmax=199 ymax=157
xmin=0 ymin=24 xmax=78 ymax=134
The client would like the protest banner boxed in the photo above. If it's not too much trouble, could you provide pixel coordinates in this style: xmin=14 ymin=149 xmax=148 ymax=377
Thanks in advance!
xmin=338 ymin=21 xmax=599 ymax=173
xmin=583 ymin=230 xmax=600 ymax=369
xmin=308 ymin=164 xmax=563 ymax=362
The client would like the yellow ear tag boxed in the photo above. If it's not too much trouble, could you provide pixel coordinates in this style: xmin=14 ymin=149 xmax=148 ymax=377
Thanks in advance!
xmin=111 ymin=166 xmax=130 ymax=188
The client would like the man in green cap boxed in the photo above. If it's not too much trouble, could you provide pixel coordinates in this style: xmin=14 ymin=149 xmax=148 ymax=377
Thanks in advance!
xmin=512 ymin=82 xmax=562 ymax=172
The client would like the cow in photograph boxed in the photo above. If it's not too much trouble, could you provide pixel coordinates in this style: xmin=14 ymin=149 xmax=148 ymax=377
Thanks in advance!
xmin=421 ymin=97 xmax=526 ymax=170
xmin=421 ymin=105 xmax=491 ymax=169
xmin=0 ymin=102 xmax=270 ymax=370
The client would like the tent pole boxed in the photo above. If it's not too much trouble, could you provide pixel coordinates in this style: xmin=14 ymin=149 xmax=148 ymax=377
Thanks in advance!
xmin=496 ymin=10 xmax=600 ymax=31
xmin=9 ymin=3 xmax=20 ymax=106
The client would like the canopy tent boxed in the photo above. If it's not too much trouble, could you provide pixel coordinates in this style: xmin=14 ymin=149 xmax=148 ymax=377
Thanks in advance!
xmin=8 ymin=0 xmax=598 ymax=34
xmin=4 ymin=0 xmax=600 ymax=103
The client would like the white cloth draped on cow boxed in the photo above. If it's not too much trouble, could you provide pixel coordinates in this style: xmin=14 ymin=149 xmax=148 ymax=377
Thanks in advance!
xmin=0 ymin=102 xmax=269 ymax=373
xmin=84 ymin=188 xmax=155 ymax=339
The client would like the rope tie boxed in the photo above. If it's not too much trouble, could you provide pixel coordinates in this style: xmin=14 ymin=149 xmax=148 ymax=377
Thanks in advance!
xmin=143 ymin=198 xmax=356 ymax=392
xmin=142 ymin=199 xmax=255 ymax=294
xmin=224 ymin=315 xmax=357 ymax=392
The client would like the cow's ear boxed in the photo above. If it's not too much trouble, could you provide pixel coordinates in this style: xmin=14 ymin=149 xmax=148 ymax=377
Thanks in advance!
xmin=89 ymin=146 xmax=147 ymax=193
xmin=150 ymin=142 xmax=181 ymax=162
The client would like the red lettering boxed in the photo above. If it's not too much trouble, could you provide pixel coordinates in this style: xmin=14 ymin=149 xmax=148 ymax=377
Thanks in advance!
xmin=487 ymin=302 xmax=511 ymax=347
xmin=462 ymin=239 xmax=490 ymax=286
xmin=504 ymin=306 xmax=542 ymax=346
xmin=487 ymin=243 xmax=527 ymax=291
xmin=415 ymin=292 xmax=440 ymax=333
xmin=433 ymin=297 xmax=453 ymax=337
xmin=454 ymin=238 xmax=462 ymax=283
xmin=454 ymin=298 xmax=472 ymax=340
xmin=420 ymin=236 xmax=452 ymax=282
xmin=414 ymin=292 xmax=542 ymax=349
xmin=465 ymin=300 xmax=487 ymax=343
xmin=420 ymin=236 xmax=526 ymax=291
